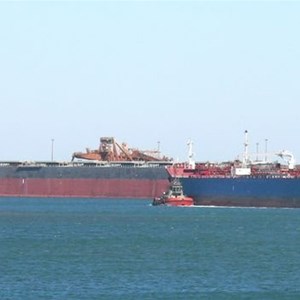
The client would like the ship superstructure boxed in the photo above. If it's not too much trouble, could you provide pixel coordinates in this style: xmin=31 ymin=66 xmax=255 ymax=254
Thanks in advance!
xmin=72 ymin=137 xmax=169 ymax=162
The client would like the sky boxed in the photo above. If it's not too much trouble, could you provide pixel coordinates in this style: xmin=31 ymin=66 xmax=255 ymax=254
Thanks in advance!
xmin=0 ymin=1 xmax=300 ymax=163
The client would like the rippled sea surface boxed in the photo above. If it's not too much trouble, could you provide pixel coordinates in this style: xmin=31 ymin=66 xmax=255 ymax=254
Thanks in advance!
xmin=1 ymin=198 xmax=300 ymax=299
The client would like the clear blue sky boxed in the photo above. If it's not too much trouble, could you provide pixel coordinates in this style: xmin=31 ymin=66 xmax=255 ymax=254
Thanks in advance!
xmin=0 ymin=1 xmax=299 ymax=163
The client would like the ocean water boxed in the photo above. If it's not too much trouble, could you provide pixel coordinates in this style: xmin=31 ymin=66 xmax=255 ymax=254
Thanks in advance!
xmin=0 ymin=198 xmax=300 ymax=300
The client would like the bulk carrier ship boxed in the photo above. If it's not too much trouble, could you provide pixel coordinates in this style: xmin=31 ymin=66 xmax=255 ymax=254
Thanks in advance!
xmin=0 ymin=137 xmax=172 ymax=198
xmin=167 ymin=131 xmax=300 ymax=208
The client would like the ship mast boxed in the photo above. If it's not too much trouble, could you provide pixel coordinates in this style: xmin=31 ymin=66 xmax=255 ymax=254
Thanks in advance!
xmin=243 ymin=130 xmax=249 ymax=166
xmin=187 ymin=139 xmax=195 ymax=169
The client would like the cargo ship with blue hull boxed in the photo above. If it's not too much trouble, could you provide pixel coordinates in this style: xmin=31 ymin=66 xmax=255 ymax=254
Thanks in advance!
xmin=167 ymin=131 xmax=300 ymax=208
xmin=0 ymin=137 xmax=172 ymax=199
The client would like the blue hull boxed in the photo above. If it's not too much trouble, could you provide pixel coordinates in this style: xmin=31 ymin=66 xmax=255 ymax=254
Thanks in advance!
xmin=180 ymin=177 xmax=300 ymax=208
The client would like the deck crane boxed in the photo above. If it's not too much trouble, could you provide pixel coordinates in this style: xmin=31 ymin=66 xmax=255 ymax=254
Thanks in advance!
xmin=276 ymin=150 xmax=295 ymax=169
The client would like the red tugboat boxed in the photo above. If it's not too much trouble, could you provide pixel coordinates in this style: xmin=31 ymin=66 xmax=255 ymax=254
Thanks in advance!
xmin=152 ymin=179 xmax=194 ymax=206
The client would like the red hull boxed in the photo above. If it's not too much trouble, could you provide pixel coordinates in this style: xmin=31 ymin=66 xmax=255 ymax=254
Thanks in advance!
xmin=0 ymin=178 xmax=169 ymax=198
xmin=153 ymin=196 xmax=194 ymax=206
xmin=164 ymin=198 xmax=194 ymax=206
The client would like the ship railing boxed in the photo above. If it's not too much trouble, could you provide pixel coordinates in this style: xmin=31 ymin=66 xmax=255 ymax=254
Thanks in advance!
xmin=0 ymin=160 xmax=173 ymax=168
xmin=0 ymin=161 xmax=24 ymax=166
xmin=64 ymin=160 xmax=173 ymax=168
xmin=186 ymin=175 xmax=233 ymax=178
